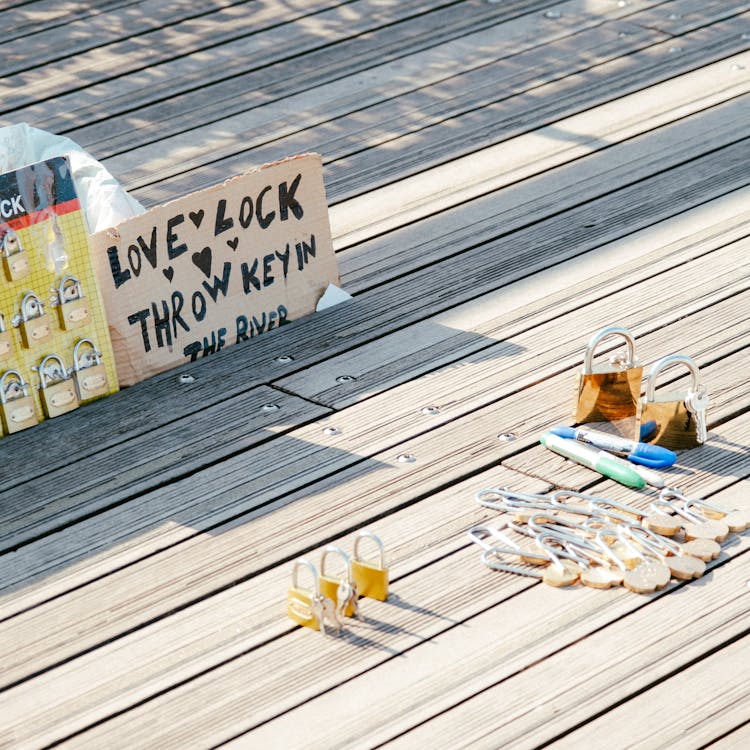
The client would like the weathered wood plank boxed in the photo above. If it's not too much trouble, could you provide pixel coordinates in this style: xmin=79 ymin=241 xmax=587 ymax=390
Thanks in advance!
xmin=3 ymin=226 xmax=748 ymax=561
xmin=25 ymin=483 xmax=750 ymax=749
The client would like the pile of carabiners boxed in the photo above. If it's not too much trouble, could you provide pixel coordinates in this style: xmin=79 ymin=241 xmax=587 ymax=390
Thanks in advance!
xmin=468 ymin=488 xmax=750 ymax=593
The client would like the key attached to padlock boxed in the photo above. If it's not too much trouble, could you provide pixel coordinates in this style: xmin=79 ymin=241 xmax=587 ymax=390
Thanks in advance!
xmin=0 ymin=313 xmax=14 ymax=363
xmin=17 ymin=291 xmax=52 ymax=348
xmin=2 ymin=229 xmax=30 ymax=282
xmin=574 ymin=326 xmax=643 ymax=441
xmin=55 ymin=275 xmax=91 ymax=331
xmin=641 ymin=354 xmax=709 ymax=449
xmin=351 ymin=530 xmax=389 ymax=601
xmin=71 ymin=338 xmax=109 ymax=402
xmin=287 ymin=558 xmax=338 ymax=635
xmin=0 ymin=369 xmax=39 ymax=435
xmin=320 ymin=545 xmax=360 ymax=620
xmin=37 ymin=353 xmax=79 ymax=418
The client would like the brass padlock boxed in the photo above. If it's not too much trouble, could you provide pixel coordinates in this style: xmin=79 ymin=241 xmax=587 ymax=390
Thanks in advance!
xmin=574 ymin=326 xmax=643 ymax=441
xmin=71 ymin=338 xmax=109 ymax=401
xmin=2 ymin=229 xmax=30 ymax=281
xmin=56 ymin=275 xmax=90 ymax=330
xmin=351 ymin=530 xmax=389 ymax=601
xmin=37 ymin=354 xmax=79 ymax=418
xmin=641 ymin=354 xmax=708 ymax=450
xmin=320 ymin=545 xmax=359 ymax=619
xmin=287 ymin=558 xmax=337 ymax=634
xmin=18 ymin=291 xmax=52 ymax=348
xmin=0 ymin=369 xmax=38 ymax=435
xmin=0 ymin=313 xmax=13 ymax=363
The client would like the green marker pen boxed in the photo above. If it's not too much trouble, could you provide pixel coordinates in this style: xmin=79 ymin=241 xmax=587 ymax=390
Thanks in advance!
xmin=540 ymin=432 xmax=646 ymax=490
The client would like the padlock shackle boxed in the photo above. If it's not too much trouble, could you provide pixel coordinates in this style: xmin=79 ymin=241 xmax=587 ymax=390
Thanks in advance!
xmin=58 ymin=274 xmax=83 ymax=299
xmin=320 ymin=544 xmax=352 ymax=582
xmin=353 ymin=530 xmax=385 ymax=568
xmin=38 ymin=353 xmax=69 ymax=388
xmin=645 ymin=354 xmax=700 ymax=402
xmin=20 ymin=291 xmax=44 ymax=321
xmin=582 ymin=326 xmax=637 ymax=374
xmin=291 ymin=557 xmax=320 ymax=594
xmin=0 ymin=369 xmax=29 ymax=402
xmin=73 ymin=337 xmax=101 ymax=370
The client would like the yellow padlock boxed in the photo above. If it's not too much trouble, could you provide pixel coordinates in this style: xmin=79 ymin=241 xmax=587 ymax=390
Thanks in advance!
xmin=56 ymin=275 xmax=90 ymax=331
xmin=0 ymin=369 xmax=38 ymax=435
xmin=574 ymin=325 xmax=642 ymax=441
xmin=71 ymin=338 xmax=109 ymax=401
xmin=351 ymin=530 xmax=389 ymax=601
xmin=0 ymin=314 xmax=13 ymax=363
xmin=2 ymin=229 xmax=30 ymax=282
xmin=320 ymin=545 xmax=359 ymax=619
xmin=18 ymin=291 xmax=52 ymax=348
xmin=287 ymin=557 xmax=337 ymax=634
xmin=37 ymin=354 xmax=79 ymax=418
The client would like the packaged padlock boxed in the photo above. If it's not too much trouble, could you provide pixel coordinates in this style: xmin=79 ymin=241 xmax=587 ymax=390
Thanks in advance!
xmin=18 ymin=291 xmax=52 ymax=348
xmin=2 ymin=229 xmax=30 ymax=282
xmin=641 ymin=354 xmax=708 ymax=449
xmin=351 ymin=531 xmax=389 ymax=601
xmin=0 ymin=369 xmax=38 ymax=435
xmin=287 ymin=558 xmax=336 ymax=633
xmin=37 ymin=353 xmax=79 ymax=418
xmin=71 ymin=338 xmax=109 ymax=402
xmin=0 ymin=313 xmax=13 ymax=363
xmin=574 ymin=326 xmax=642 ymax=441
xmin=56 ymin=275 xmax=90 ymax=331
xmin=320 ymin=545 xmax=359 ymax=619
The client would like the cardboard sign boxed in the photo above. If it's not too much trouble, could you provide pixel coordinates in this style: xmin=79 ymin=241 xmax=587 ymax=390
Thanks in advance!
xmin=92 ymin=154 xmax=339 ymax=385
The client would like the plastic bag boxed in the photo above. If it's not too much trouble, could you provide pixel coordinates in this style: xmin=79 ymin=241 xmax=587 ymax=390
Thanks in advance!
xmin=0 ymin=122 xmax=144 ymax=234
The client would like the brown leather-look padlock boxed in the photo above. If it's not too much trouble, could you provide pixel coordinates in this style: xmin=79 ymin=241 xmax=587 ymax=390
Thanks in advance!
xmin=0 ymin=369 xmax=38 ymax=435
xmin=2 ymin=229 xmax=30 ymax=282
xmin=71 ymin=338 xmax=109 ymax=402
xmin=574 ymin=326 xmax=643 ymax=441
xmin=37 ymin=353 xmax=79 ymax=418
xmin=56 ymin=275 xmax=90 ymax=331
xmin=0 ymin=313 xmax=13 ymax=364
xmin=18 ymin=291 xmax=52 ymax=348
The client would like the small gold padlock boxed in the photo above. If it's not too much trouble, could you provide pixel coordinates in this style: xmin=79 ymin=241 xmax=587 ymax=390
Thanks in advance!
xmin=574 ymin=326 xmax=643 ymax=441
xmin=641 ymin=354 xmax=708 ymax=450
xmin=351 ymin=530 xmax=389 ymax=601
xmin=0 ymin=369 xmax=38 ymax=435
xmin=56 ymin=275 xmax=90 ymax=331
xmin=2 ymin=229 xmax=30 ymax=282
xmin=287 ymin=558 xmax=336 ymax=633
xmin=18 ymin=291 xmax=52 ymax=348
xmin=71 ymin=338 xmax=109 ymax=402
xmin=320 ymin=545 xmax=360 ymax=619
xmin=37 ymin=354 xmax=79 ymax=418
xmin=0 ymin=313 xmax=13 ymax=363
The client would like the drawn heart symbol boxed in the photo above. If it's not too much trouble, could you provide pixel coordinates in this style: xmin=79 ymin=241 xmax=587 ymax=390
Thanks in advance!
xmin=227 ymin=237 xmax=239 ymax=251
xmin=188 ymin=209 xmax=205 ymax=228
xmin=192 ymin=247 xmax=212 ymax=277
xmin=162 ymin=266 xmax=175 ymax=282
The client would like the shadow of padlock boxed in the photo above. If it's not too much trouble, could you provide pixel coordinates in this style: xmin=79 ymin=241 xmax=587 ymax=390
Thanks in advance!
xmin=0 ymin=313 xmax=13 ymax=363
xmin=574 ymin=326 xmax=643 ymax=441
xmin=0 ymin=369 xmax=38 ymax=435
xmin=351 ymin=531 xmax=389 ymax=601
xmin=56 ymin=275 xmax=90 ymax=331
xmin=320 ymin=545 xmax=360 ymax=619
xmin=2 ymin=229 xmax=30 ymax=282
xmin=37 ymin=353 xmax=79 ymax=418
xmin=641 ymin=354 xmax=708 ymax=450
xmin=287 ymin=557 xmax=337 ymax=634
xmin=72 ymin=338 xmax=109 ymax=402
xmin=18 ymin=291 xmax=52 ymax=348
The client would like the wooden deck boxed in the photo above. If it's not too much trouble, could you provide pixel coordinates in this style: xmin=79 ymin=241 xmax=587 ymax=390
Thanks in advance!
xmin=2 ymin=0 xmax=750 ymax=747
